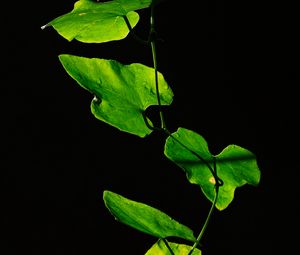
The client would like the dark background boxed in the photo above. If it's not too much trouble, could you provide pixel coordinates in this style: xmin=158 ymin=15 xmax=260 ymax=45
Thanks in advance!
xmin=2 ymin=0 xmax=298 ymax=254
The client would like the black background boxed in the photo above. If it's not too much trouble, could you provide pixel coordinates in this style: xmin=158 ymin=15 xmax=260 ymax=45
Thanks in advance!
xmin=2 ymin=0 xmax=298 ymax=254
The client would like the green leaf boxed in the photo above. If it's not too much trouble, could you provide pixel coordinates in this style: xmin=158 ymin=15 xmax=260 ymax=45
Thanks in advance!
xmin=145 ymin=239 xmax=201 ymax=255
xmin=164 ymin=128 xmax=261 ymax=210
xmin=43 ymin=0 xmax=152 ymax=43
xmin=59 ymin=54 xmax=173 ymax=137
xmin=103 ymin=191 xmax=196 ymax=242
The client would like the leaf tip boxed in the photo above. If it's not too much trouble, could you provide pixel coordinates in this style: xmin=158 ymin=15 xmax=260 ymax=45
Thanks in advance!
xmin=40 ymin=24 xmax=49 ymax=30
xmin=58 ymin=54 xmax=71 ymax=64
xmin=103 ymin=190 xmax=110 ymax=199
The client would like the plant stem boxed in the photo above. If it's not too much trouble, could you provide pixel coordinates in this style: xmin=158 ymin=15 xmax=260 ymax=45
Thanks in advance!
xmin=188 ymin=186 xmax=219 ymax=255
xmin=122 ymin=15 xmax=149 ymax=45
xmin=162 ymin=239 xmax=175 ymax=255
xmin=124 ymin=7 xmax=167 ymax=130
xmin=128 ymin=8 xmax=221 ymax=254
xmin=150 ymin=4 xmax=167 ymax=130
xmin=188 ymin=157 xmax=220 ymax=254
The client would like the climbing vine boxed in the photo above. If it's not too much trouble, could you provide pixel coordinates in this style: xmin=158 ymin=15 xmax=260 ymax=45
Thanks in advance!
xmin=42 ymin=0 xmax=261 ymax=254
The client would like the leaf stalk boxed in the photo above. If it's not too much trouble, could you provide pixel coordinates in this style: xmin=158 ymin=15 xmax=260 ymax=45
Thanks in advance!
xmin=188 ymin=158 xmax=221 ymax=254
xmin=150 ymin=4 xmax=167 ymax=130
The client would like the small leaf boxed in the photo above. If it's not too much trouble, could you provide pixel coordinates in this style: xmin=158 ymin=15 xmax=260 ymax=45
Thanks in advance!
xmin=145 ymin=239 xmax=201 ymax=255
xmin=59 ymin=54 xmax=173 ymax=137
xmin=44 ymin=0 xmax=152 ymax=43
xmin=164 ymin=128 xmax=261 ymax=210
xmin=103 ymin=191 xmax=196 ymax=242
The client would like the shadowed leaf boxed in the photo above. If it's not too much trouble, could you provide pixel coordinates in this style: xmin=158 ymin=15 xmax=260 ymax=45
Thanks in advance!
xmin=164 ymin=127 xmax=261 ymax=210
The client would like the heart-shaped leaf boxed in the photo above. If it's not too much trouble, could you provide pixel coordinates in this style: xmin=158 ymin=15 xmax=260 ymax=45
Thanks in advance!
xmin=145 ymin=239 xmax=201 ymax=255
xmin=103 ymin=191 xmax=196 ymax=242
xmin=59 ymin=54 xmax=173 ymax=137
xmin=164 ymin=128 xmax=261 ymax=210
xmin=43 ymin=0 xmax=152 ymax=43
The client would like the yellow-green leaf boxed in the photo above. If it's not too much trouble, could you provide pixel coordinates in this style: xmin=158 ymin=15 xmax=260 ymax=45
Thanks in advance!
xmin=43 ymin=0 xmax=152 ymax=43
xmin=59 ymin=54 xmax=173 ymax=137
xmin=145 ymin=239 xmax=201 ymax=255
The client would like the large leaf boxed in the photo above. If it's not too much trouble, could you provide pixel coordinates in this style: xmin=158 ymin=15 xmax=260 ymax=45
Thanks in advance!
xmin=145 ymin=239 xmax=201 ymax=255
xmin=59 ymin=54 xmax=173 ymax=137
xmin=164 ymin=128 xmax=261 ymax=210
xmin=43 ymin=0 xmax=152 ymax=43
xmin=103 ymin=191 xmax=196 ymax=242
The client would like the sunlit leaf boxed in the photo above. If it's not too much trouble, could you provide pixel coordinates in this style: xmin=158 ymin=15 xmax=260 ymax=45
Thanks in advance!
xmin=43 ymin=0 xmax=152 ymax=43
xmin=145 ymin=239 xmax=201 ymax=255
xmin=103 ymin=191 xmax=196 ymax=242
xmin=164 ymin=128 xmax=261 ymax=210
xmin=59 ymin=54 xmax=173 ymax=137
